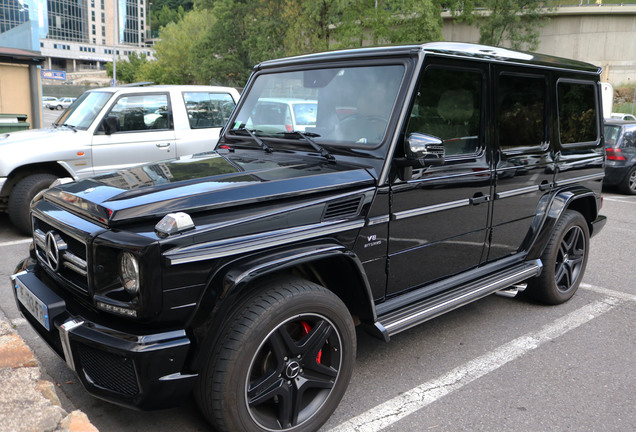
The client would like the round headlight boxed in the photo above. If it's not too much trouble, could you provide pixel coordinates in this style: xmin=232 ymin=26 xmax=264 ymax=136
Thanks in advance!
xmin=119 ymin=252 xmax=140 ymax=296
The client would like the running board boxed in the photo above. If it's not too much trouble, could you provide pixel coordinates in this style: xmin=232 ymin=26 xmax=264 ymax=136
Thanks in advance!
xmin=372 ymin=260 xmax=542 ymax=342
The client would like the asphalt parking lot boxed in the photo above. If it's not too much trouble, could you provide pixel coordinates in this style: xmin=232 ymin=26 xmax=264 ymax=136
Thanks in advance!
xmin=1 ymin=192 xmax=634 ymax=431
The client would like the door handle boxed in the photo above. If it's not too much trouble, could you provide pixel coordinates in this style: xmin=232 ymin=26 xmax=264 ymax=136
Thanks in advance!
xmin=470 ymin=193 xmax=490 ymax=205
xmin=156 ymin=142 xmax=171 ymax=148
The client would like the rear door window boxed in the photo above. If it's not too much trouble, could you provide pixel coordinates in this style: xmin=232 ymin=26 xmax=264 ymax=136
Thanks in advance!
xmin=557 ymin=80 xmax=599 ymax=146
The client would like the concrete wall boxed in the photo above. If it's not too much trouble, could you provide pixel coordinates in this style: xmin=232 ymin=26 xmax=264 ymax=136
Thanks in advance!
xmin=0 ymin=63 xmax=37 ymax=127
xmin=442 ymin=6 xmax=636 ymax=85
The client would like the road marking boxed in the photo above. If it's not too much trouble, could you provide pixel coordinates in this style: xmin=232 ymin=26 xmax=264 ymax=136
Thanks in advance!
xmin=328 ymin=297 xmax=621 ymax=432
xmin=603 ymin=197 xmax=636 ymax=205
xmin=581 ymin=282 xmax=636 ymax=302
xmin=0 ymin=238 xmax=32 ymax=247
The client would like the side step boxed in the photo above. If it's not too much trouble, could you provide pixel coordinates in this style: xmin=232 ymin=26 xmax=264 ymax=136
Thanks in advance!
xmin=373 ymin=260 xmax=542 ymax=341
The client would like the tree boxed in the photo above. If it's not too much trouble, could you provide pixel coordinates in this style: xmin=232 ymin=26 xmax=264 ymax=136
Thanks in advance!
xmin=106 ymin=52 xmax=149 ymax=84
xmin=448 ymin=0 xmax=551 ymax=51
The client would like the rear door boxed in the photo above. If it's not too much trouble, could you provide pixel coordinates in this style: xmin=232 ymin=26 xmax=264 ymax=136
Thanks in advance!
xmin=387 ymin=58 xmax=492 ymax=295
xmin=91 ymin=92 xmax=176 ymax=174
xmin=488 ymin=67 xmax=555 ymax=262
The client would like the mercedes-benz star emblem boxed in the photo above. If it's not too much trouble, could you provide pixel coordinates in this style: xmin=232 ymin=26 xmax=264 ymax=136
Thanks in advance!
xmin=44 ymin=231 xmax=68 ymax=272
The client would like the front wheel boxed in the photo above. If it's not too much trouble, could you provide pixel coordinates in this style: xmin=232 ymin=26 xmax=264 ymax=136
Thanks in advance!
xmin=196 ymin=278 xmax=356 ymax=432
xmin=8 ymin=173 xmax=58 ymax=235
xmin=527 ymin=210 xmax=590 ymax=304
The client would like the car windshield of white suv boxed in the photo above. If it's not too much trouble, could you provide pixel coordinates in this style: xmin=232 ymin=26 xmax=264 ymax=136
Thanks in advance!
xmin=229 ymin=64 xmax=405 ymax=148
xmin=54 ymin=91 xmax=112 ymax=130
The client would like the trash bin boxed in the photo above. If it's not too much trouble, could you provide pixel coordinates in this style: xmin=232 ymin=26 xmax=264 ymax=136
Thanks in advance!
xmin=0 ymin=114 xmax=30 ymax=132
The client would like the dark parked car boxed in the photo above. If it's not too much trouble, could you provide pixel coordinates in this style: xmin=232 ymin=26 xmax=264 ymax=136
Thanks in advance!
xmin=604 ymin=119 xmax=636 ymax=194
xmin=11 ymin=42 xmax=606 ymax=432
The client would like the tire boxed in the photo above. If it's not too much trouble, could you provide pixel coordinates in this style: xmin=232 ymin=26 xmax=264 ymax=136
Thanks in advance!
xmin=619 ymin=166 xmax=636 ymax=195
xmin=8 ymin=174 xmax=58 ymax=235
xmin=527 ymin=210 xmax=590 ymax=305
xmin=195 ymin=277 xmax=356 ymax=432
xmin=56 ymin=104 xmax=63 ymax=111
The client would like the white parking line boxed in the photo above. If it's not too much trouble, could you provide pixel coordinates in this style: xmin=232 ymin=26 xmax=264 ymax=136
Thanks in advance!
xmin=328 ymin=297 xmax=622 ymax=432
xmin=581 ymin=282 xmax=636 ymax=302
xmin=0 ymin=238 xmax=31 ymax=247
xmin=603 ymin=197 xmax=636 ymax=205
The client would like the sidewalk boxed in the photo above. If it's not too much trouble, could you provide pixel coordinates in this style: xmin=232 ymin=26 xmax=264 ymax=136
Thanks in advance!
xmin=0 ymin=313 xmax=98 ymax=432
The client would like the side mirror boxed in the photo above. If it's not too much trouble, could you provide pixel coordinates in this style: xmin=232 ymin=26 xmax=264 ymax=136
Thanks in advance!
xmin=407 ymin=133 xmax=445 ymax=165
xmin=394 ymin=133 xmax=445 ymax=181
xmin=102 ymin=115 xmax=120 ymax=135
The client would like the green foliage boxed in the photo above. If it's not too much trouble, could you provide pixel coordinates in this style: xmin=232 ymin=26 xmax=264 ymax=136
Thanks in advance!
xmin=151 ymin=5 xmax=187 ymax=30
xmin=449 ymin=0 xmax=551 ymax=51
xmin=106 ymin=52 xmax=150 ymax=84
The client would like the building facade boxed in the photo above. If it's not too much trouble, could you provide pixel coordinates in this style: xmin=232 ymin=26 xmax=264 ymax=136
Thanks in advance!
xmin=0 ymin=0 xmax=153 ymax=75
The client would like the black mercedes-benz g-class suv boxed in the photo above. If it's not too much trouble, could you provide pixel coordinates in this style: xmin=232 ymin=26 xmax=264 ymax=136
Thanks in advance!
xmin=11 ymin=42 xmax=606 ymax=432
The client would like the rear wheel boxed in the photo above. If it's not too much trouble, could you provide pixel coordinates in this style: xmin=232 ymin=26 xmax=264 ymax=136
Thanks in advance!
xmin=619 ymin=166 xmax=636 ymax=195
xmin=195 ymin=277 xmax=356 ymax=432
xmin=527 ymin=210 xmax=589 ymax=304
xmin=8 ymin=173 xmax=58 ymax=235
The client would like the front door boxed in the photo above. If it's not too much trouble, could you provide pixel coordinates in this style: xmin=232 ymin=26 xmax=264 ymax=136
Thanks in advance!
xmin=387 ymin=59 xmax=492 ymax=296
xmin=92 ymin=92 xmax=176 ymax=175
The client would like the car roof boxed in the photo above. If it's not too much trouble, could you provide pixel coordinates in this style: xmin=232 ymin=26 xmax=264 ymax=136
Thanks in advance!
xmin=86 ymin=85 xmax=238 ymax=95
xmin=257 ymin=42 xmax=601 ymax=74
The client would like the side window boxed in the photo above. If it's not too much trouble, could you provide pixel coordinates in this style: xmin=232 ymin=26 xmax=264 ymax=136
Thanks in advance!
xmin=406 ymin=67 xmax=482 ymax=156
xmin=497 ymin=74 xmax=546 ymax=151
xmin=557 ymin=81 xmax=598 ymax=145
xmin=108 ymin=94 xmax=171 ymax=132
xmin=184 ymin=92 xmax=236 ymax=129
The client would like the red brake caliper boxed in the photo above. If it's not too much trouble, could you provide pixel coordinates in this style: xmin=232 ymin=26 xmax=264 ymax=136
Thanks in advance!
xmin=300 ymin=321 xmax=322 ymax=364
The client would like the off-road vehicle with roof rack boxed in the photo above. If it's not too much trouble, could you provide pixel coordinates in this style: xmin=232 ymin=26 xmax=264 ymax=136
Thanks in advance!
xmin=11 ymin=42 xmax=606 ymax=432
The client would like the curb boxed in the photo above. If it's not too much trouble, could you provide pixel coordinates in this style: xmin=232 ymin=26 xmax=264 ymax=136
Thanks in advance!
xmin=0 ymin=318 xmax=99 ymax=432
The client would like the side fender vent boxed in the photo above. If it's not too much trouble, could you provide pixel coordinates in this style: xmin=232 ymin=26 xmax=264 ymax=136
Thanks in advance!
xmin=323 ymin=197 xmax=363 ymax=221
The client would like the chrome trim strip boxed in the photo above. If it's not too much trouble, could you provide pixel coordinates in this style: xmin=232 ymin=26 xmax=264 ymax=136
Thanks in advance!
xmin=495 ymin=185 xmax=539 ymax=199
xmin=165 ymin=220 xmax=366 ymax=265
xmin=59 ymin=319 xmax=84 ymax=371
xmin=392 ymin=198 xmax=468 ymax=221
xmin=554 ymin=172 xmax=605 ymax=187
xmin=367 ymin=215 xmax=390 ymax=226
xmin=63 ymin=261 xmax=87 ymax=277
xmin=64 ymin=252 xmax=87 ymax=271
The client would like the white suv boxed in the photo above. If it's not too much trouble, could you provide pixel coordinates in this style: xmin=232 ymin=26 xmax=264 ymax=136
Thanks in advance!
xmin=0 ymin=85 xmax=240 ymax=234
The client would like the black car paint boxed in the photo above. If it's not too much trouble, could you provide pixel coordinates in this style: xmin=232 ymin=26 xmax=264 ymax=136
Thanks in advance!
xmin=12 ymin=43 xmax=606 ymax=412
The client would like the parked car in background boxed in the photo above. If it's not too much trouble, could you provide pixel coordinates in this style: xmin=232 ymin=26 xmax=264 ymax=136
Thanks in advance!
xmin=604 ymin=119 xmax=636 ymax=194
xmin=0 ymin=84 xmax=240 ymax=233
xmin=46 ymin=97 xmax=76 ymax=110
xmin=247 ymin=97 xmax=317 ymax=132
xmin=610 ymin=112 xmax=636 ymax=121
xmin=41 ymin=96 xmax=58 ymax=109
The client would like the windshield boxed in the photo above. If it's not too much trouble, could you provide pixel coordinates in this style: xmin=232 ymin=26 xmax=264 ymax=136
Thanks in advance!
xmin=54 ymin=91 xmax=113 ymax=130
xmin=229 ymin=64 xmax=405 ymax=147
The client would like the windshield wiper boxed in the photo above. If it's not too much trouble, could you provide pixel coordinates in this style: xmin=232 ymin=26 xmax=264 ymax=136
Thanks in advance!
xmin=277 ymin=131 xmax=335 ymax=162
xmin=236 ymin=127 xmax=272 ymax=153
xmin=61 ymin=123 xmax=77 ymax=132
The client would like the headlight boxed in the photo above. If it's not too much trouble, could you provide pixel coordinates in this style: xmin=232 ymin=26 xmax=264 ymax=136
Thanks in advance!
xmin=119 ymin=252 xmax=140 ymax=296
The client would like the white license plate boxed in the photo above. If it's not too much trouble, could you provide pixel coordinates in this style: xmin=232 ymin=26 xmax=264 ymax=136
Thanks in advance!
xmin=16 ymin=280 xmax=51 ymax=331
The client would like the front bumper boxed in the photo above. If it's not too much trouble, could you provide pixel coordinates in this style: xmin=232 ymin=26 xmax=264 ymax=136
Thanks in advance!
xmin=10 ymin=267 xmax=197 ymax=410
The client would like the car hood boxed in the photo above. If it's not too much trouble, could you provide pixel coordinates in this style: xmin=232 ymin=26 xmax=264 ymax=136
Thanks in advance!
xmin=0 ymin=127 xmax=78 ymax=145
xmin=43 ymin=151 xmax=376 ymax=225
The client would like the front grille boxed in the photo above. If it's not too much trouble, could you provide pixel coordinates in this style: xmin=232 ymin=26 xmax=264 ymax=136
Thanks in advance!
xmin=76 ymin=344 xmax=139 ymax=397
xmin=33 ymin=217 xmax=88 ymax=294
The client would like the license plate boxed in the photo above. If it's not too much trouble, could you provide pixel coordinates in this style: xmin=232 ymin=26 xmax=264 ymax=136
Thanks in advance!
xmin=15 ymin=279 xmax=51 ymax=331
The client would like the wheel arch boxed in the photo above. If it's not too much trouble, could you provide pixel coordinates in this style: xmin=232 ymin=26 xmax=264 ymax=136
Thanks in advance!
xmin=187 ymin=240 xmax=375 ymax=371
xmin=527 ymin=186 xmax=599 ymax=260
xmin=1 ymin=162 xmax=74 ymax=203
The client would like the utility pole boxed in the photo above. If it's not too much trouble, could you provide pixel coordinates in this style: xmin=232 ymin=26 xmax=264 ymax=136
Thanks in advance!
xmin=112 ymin=0 xmax=117 ymax=85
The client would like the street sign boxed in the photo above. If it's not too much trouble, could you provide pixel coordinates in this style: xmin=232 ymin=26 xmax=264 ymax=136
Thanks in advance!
xmin=41 ymin=69 xmax=67 ymax=81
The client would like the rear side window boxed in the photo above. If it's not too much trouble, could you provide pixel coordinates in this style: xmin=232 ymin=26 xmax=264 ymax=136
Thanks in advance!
xmin=557 ymin=81 xmax=599 ymax=145
xmin=497 ymin=73 xmax=547 ymax=151
xmin=108 ymin=93 xmax=171 ymax=132
xmin=184 ymin=92 xmax=236 ymax=129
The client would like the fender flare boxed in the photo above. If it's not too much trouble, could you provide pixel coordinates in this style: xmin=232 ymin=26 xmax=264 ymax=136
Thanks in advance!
xmin=526 ymin=186 xmax=600 ymax=260
xmin=187 ymin=240 xmax=375 ymax=370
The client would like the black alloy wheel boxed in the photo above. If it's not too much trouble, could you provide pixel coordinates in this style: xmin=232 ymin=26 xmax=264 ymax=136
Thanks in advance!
xmin=195 ymin=278 xmax=356 ymax=432
xmin=527 ymin=210 xmax=590 ymax=305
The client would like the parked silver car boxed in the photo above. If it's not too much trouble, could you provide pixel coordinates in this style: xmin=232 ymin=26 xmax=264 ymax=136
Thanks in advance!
xmin=46 ymin=97 xmax=76 ymax=110
xmin=0 ymin=85 xmax=240 ymax=233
